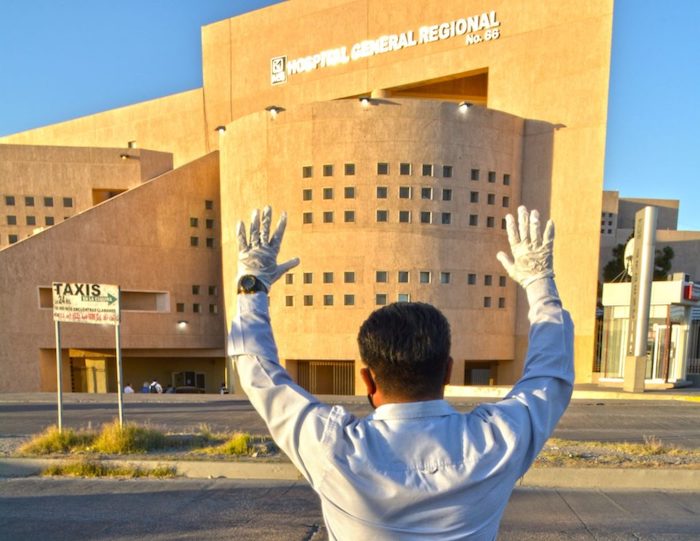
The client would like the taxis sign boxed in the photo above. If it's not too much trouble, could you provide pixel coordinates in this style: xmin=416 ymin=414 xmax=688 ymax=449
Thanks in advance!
xmin=52 ymin=282 xmax=120 ymax=325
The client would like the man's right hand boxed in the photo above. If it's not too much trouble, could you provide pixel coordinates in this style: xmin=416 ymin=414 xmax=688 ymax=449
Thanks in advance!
xmin=496 ymin=206 xmax=554 ymax=288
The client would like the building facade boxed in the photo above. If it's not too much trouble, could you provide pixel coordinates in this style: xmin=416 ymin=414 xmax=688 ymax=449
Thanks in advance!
xmin=0 ymin=0 xmax=614 ymax=393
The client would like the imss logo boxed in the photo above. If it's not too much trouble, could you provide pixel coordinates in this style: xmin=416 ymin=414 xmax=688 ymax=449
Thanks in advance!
xmin=271 ymin=56 xmax=287 ymax=85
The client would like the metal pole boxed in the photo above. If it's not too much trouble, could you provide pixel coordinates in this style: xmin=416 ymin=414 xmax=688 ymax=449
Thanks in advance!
xmin=115 ymin=323 xmax=124 ymax=427
xmin=54 ymin=320 xmax=63 ymax=432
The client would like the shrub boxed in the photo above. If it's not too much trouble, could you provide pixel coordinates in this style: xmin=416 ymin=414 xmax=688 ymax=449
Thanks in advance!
xmin=93 ymin=421 xmax=168 ymax=454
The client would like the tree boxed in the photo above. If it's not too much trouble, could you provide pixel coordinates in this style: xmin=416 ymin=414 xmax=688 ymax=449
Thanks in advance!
xmin=602 ymin=242 xmax=674 ymax=282
xmin=654 ymin=245 xmax=674 ymax=280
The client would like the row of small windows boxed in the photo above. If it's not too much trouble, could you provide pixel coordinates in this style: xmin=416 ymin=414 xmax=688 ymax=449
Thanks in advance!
xmin=303 ymin=186 xmax=509 ymax=206
xmin=284 ymin=294 xmax=506 ymax=308
xmin=6 ymin=215 xmax=60 ymax=226
xmin=285 ymin=271 xmax=507 ymax=287
xmin=191 ymin=285 xmax=218 ymax=296
xmin=302 ymin=164 xmax=510 ymax=185
xmin=4 ymin=195 xmax=73 ymax=208
xmin=190 ymin=217 xmax=216 ymax=229
xmin=301 ymin=210 xmax=508 ymax=228
xmin=190 ymin=237 xmax=216 ymax=248
xmin=175 ymin=303 xmax=219 ymax=314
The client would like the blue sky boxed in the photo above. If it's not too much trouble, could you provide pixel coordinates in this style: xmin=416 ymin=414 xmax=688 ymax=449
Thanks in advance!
xmin=1 ymin=1 xmax=698 ymax=230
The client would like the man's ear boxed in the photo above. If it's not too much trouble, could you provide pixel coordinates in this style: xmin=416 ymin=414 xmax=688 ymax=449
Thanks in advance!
xmin=360 ymin=367 xmax=376 ymax=395
xmin=443 ymin=357 xmax=454 ymax=385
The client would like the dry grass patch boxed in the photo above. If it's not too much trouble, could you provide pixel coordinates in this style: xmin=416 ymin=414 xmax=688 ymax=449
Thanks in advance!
xmin=42 ymin=458 xmax=175 ymax=478
xmin=92 ymin=420 xmax=168 ymax=454
xmin=17 ymin=426 xmax=93 ymax=455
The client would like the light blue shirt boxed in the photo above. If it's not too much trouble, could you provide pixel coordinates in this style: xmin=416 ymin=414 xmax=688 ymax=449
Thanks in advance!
xmin=229 ymin=278 xmax=574 ymax=540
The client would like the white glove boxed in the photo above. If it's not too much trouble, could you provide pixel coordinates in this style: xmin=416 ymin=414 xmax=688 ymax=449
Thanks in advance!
xmin=496 ymin=205 xmax=554 ymax=288
xmin=237 ymin=206 xmax=300 ymax=290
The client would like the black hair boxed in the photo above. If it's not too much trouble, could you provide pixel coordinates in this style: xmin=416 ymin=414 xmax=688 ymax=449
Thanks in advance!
xmin=357 ymin=302 xmax=451 ymax=399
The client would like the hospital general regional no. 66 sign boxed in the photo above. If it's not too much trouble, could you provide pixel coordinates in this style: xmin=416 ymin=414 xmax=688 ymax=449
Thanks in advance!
xmin=52 ymin=282 xmax=120 ymax=325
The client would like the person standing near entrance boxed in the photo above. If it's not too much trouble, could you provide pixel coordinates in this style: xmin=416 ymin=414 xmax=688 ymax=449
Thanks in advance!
xmin=229 ymin=205 xmax=573 ymax=539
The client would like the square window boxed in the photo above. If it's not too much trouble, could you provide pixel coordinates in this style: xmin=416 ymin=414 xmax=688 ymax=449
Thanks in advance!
xmin=498 ymin=297 xmax=506 ymax=308
xmin=344 ymin=210 xmax=355 ymax=223
xmin=442 ymin=189 xmax=452 ymax=201
xmin=209 ymin=285 xmax=218 ymax=295
xmin=377 ymin=162 xmax=389 ymax=175
xmin=45 ymin=216 xmax=54 ymax=226
xmin=376 ymin=210 xmax=388 ymax=222
xmin=502 ymin=196 xmax=510 ymax=208
xmin=303 ymin=189 xmax=313 ymax=201
xmin=8 ymin=234 xmax=18 ymax=244
xmin=483 ymin=297 xmax=492 ymax=308
xmin=25 ymin=196 xmax=34 ymax=206
xmin=205 ymin=200 xmax=214 ymax=210
xmin=440 ymin=272 xmax=451 ymax=284
xmin=303 ymin=272 xmax=313 ymax=284
xmin=443 ymin=165 xmax=453 ymax=178
xmin=5 ymin=196 xmax=15 ymax=206
xmin=344 ymin=271 xmax=355 ymax=283
xmin=488 ymin=171 xmax=496 ymax=183
xmin=190 ymin=217 xmax=199 ymax=227
xmin=285 ymin=296 xmax=294 ymax=307
xmin=420 ymin=211 xmax=432 ymax=224
xmin=44 ymin=197 xmax=54 ymax=207
xmin=192 ymin=285 xmax=200 ymax=295
xmin=304 ymin=295 xmax=313 ymax=306
xmin=190 ymin=237 xmax=199 ymax=247
xmin=487 ymin=193 xmax=496 ymax=205
xmin=302 ymin=166 xmax=313 ymax=178
xmin=420 ymin=187 xmax=432 ymax=200
xmin=193 ymin=303 xmax=201 ymax=313
xmin=484 ymin=275 xmax=493 ymax=286
xmin=398 ymin=293 xmax=411 ymax=303
xmin=468 ymin=273 xmax=477 ymax=285
xmin=499 ymin=275 xmax=507 ymax=287
xmin=344 ymin=294 xmax=355 ymax=306
xmin=209 ymin=304 xmax=218 ymax=314
xmin=206 ymin=238 xmax=214 ymax=248
xmin=400 ymin=162 xmax=412 ymax=175
xmin=398 ymin=271 xmax=409 ymax=283
xmin=470 ymin=191 xmax=479 ymax=203
xmin=468 ymin=214 xmax=478 ymax=226
xmin=323 ymin=187 xmax=333 ymax=200
xmin=63 ymin=197 xmax=73 ymax=208
xmin=376 ymin=186 xmax=388 ymax=199
xmin=344 ymin=186 xmax=355 ymax=199
xmin=344 ymin=163 xmax=355 ymax=176
xmin=422 ymin=164 xmax=433 ymax=176
xmin=26 ymin=216 xmax=36 ymax=226
xmin=399 ymin=210 xmax=411 ymax=223
xmin=324 ymin=294 xmax=334 ymax=306
xmin=503 ymin=174 xmax=511 ymax=186
xmin=376 ymin=293 xmax=387 ymax=306
xmin=486 ymin=216 xmax=495 ymax=228
xmin=176 ymin=303 xmax=185 ymax=313
xmin=441 ymin=212 xmax=451 ymax=225
xmin=303 ymin=212 xmax=313 ymax=224
xmin=470 ymin=169 xmax=480 ymax=181
xmin=285 ymin=274 xmax=294 ymax=285
xmin=206 ymin=219 xmax=214 ymax=229
xmin=420 ymin=271 xmax=431 ymax=284
xmin=376 ymin=271 xmax=388 ymax=283
xmin=399 ymin=186 xmax=412 ymax=199
xmin=323 ymin=211 xmax=333 ymax=223
xmin=323 ymin=272 xmax=334 ymax=284
xmin=323 ymin=164 xmax=333 ymax=177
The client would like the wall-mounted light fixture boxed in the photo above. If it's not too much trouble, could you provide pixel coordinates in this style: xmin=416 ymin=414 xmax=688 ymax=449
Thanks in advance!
xmin=265 ymin=105 xmax=284 ymax=118
xmin=177 ymin=320 xmax=188 ymax=329
xmin=457 ymin=101 xmax=473 ymax=114
xmin=215 ymin=125 xmax=226 ymax=134
xmin=119 ymin=153 xmax=139 ymax=160
xmin=359 ymin=96 xmax=371 ymax=107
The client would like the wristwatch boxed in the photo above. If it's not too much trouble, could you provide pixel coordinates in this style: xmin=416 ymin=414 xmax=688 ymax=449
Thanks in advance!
xmin=237 ymin=274 xmax=268 ymax=294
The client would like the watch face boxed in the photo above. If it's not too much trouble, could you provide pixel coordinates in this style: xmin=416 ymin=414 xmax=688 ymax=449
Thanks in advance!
xmin=240 ymin=275 xmax=256 ymax=290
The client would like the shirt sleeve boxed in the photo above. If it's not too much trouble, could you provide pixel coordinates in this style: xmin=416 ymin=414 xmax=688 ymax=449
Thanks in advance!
xmin=471 ymin=277 xmax=574 ymax=476
xmin=228 ymin=292 xmax=334 ymax=486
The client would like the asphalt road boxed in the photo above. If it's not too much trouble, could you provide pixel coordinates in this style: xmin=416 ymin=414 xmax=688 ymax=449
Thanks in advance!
xmin=1 ymin=394 xmax=699 ymax=448
xmin=1 ymin=478 xmax=698 ymax=540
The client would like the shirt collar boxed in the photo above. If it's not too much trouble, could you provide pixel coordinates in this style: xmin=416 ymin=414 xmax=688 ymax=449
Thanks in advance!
xmin=369 ymin=399 xmax=456 ymax=421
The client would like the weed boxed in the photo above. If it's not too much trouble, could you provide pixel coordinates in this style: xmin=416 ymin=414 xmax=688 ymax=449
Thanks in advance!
xmin=42 ymin=458 xmax=176 ymax=478
xmin=93 ymin=420 xmax=168 ymax=454
xmin=18 ymin=426 xmax=93 ymax=455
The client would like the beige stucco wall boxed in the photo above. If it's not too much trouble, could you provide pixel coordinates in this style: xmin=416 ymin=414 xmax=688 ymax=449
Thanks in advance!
xmin=221 ymin=99 xmax=536 ymax=386
xmin=0 ymin=90 xmax=208 ymax=168
xmin=0 ymin=152 xmax=225 ymax=392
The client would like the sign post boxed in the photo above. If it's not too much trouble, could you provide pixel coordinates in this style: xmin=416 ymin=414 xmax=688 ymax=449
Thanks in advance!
xmin=52 ymin=282 xmax=122 ymax=429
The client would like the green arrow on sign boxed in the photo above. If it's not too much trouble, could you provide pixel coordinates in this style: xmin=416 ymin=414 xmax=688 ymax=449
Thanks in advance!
xmin=107 ymin=294 xmax=118 ymax=305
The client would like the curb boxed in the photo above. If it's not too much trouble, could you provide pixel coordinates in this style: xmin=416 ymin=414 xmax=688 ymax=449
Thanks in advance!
xmin=2 ymin=458 xmax=698 ymax=491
